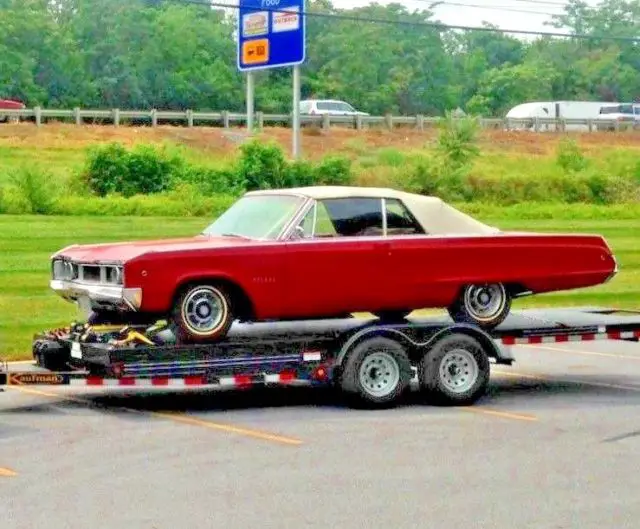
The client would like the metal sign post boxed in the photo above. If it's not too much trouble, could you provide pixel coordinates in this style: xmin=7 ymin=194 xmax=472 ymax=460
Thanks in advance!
xmin=237 ymin=0 xmax=306 ymax=157
xmin=246 ymin=71 xmax=254 ymax=131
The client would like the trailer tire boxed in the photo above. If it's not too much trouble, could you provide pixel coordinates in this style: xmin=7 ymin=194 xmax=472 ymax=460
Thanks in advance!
xmin=340 ymin=337 xmax=412 ymax=408
xmin=418 ymin=333 xmax=490 ymax=406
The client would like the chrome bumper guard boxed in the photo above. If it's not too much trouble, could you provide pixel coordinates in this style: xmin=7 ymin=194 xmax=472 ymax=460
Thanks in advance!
xmin=50 ymin=280 xmax=142 ymax=311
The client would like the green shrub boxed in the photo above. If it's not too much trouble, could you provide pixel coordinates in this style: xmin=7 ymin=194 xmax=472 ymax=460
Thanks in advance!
xmin=51 ymin=188 xmax=236 ymax=217
xmin=435 ymin=112 xmax=480 ymax=169
xmin=180 ymin=165 xmax=243 ymax=196
xmin=284 ymin=159 xmax=316 ymax=187
xmin=235 ymin=139 xmax=288 ymax=190
xmin=556 ymin=138 xmax=589 ymax=173
xmin=1 ymin=167 xmax=58 ymax=214
xmin=314 ymin=155 xmax=352 ymax=186
xmin=82 ymin=142 xmax=183 ymax=197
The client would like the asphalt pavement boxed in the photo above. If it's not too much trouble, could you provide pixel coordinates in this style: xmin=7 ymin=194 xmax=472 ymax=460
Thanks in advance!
xmin=3 ymin=339 xmax=640 ymax=529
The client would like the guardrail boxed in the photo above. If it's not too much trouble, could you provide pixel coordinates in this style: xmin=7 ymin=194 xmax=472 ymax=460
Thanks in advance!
xmin=0 ymin=107 xmax=638 ymax=132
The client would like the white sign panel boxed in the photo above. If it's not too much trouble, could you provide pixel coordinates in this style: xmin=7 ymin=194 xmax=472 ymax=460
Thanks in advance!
xmin=242 ymin=11 xmax=268 ymax=37
xmin=272 ymin=6 xmax=300 ymax=33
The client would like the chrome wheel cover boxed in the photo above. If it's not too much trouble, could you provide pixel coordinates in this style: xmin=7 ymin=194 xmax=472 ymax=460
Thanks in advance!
xmin=181 ymin=287 xmax=226 ymax=335
xmin=463 ymin=284 xmax=506 ymax=321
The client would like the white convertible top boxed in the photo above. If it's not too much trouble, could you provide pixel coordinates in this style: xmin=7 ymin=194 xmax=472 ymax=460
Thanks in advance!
xmin=245 ymin=186 xmax=499 ymax=235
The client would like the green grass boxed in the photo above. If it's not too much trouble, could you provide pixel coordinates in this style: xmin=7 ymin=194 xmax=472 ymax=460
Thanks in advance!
xmin=1 ymin=210 xmax=638 ymax=360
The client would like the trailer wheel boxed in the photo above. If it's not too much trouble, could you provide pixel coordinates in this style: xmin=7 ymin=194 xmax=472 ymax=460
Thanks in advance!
xmin=418 ymin=333 xmax=490 ymax=406
xmin=340 ymin=337 xmax=412 ymax=408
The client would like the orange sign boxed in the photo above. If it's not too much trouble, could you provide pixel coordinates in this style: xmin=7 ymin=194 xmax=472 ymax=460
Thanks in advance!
xmin=242 ymin=39 xmax=269 ymax=65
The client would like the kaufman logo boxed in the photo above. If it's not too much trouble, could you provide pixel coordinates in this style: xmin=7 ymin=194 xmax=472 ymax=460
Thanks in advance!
xmin=271 ymin=6 xmax=299 ymax=33
xmin=242 ymin=11 xmax=268 ymax=36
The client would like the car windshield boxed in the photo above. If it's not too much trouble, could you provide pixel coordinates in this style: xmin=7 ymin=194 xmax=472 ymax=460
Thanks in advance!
xmin=202 ymin=194 xmax=305 ymax=239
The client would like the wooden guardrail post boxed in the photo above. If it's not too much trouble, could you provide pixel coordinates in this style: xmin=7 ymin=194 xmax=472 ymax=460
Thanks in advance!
xmin=222 ymin=110 xmax=230 ymax=128
xmin=151 ymin=109 xmax=157 ymax=127
xmin=34 ymin=106 xmax=42 ymax=127
xmin=385 ymin=113 xmax=393 ymax=130
xmin=112 ymin=108 xmax=120 ymax=127
xmin=74 ymin=107 xmax=81 ymax=126
xmin=186 ymin=109 xmax=194 ymax=127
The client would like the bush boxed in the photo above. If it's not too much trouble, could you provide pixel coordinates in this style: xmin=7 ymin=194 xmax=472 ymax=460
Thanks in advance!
xmin=556 ymin=138 xmax=589 ymax=173
xmin=314 ymin=155 xmax=352 ymax=186
xmin=0 ymin=167 xmax=58 ymax=214
xmin=235 ymin=139 xmax=289 ymax=190
xmin=234 ymin=139 xmax=353 ymax=190
xmin=435 ymin=112 xmax=480 ymax=169
xmin=82 ymin=142 xmax=183 ymax=197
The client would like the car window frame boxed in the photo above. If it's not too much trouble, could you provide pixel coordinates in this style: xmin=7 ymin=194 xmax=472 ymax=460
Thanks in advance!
xmin=287 ymin=196 xmax=426 ymax=240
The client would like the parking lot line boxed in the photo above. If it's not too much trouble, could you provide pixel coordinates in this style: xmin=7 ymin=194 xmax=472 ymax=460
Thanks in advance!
xmin=0 ymin=467 xmax=18 ymax=477
xmin=460 ymin=407 xmax=538 ymax=422
xmin=151 ymin=411 xmax=303 ymax=446
xmin=516 ymin=344 xmax=640 ymax=361
xmin=494 ymin=369 xmax=640 ymax=392
xmin=8 ymin=386 xmax=304 ymax=447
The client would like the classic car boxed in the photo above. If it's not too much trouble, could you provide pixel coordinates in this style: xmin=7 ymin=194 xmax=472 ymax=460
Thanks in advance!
xmin=49 ymin=186 xmax=618 ymax=343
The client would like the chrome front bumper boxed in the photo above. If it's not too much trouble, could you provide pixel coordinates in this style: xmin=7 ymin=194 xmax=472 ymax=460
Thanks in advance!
xmin=50 ymin=280 xmax=142 ymax=312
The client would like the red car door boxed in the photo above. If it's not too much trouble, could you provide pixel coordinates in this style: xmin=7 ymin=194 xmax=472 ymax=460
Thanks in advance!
xmin=281 ymin=197 xmax=392 ymax=319
xmin=381 ymin=197 xmax=452 ymax=309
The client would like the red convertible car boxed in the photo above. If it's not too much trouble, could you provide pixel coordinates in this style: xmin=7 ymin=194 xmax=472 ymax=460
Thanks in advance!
xmin=50 ymin=186 xmax=618 ymax=342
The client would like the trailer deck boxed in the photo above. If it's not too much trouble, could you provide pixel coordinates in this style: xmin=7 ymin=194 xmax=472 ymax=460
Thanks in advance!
xmin=2 ymin=307 xmax=640 ymax=407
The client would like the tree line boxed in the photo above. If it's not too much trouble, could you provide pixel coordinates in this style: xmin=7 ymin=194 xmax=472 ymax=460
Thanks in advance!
xmin=0 ymin=0 xmax=638 ymax=117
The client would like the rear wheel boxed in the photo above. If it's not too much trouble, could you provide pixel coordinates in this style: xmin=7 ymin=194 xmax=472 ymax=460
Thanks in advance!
xmin=448 ymin=283 xmax=511 ymax=329
xmin=340 ymin=337 xmax=413 ymax=408
xmin=418 ymin=334 xmax=490 ymax=406
xmin=171 ymin=284 xmax=234 ymax=343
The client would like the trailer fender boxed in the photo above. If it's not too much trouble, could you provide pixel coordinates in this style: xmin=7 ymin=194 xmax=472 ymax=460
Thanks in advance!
xmin=427 ymin=325 xmax=514 ymax=366
xmin=334 ymin=323 xmax=512 ymax=374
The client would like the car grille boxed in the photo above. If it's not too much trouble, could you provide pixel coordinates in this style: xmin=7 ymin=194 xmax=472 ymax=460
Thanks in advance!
xmin=53 ymin=260 xmax=122 ymax=284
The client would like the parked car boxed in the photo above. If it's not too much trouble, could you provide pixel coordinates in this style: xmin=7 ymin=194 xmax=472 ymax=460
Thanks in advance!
xmin=49 ymin=186 xmax=618 ymax=343
xmin=596 ymin=103 xmax=640 ymax=131
xmin=299 ymin=99 xmax=369 ymax=116
xmin=0 ymin=98 xmax=25 ymax=123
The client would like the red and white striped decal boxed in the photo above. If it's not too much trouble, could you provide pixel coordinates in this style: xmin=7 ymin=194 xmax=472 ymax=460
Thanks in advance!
xmin=499 ymin=329 xmax=640 ymax=346
xmin=68 ymin=370 xmax=305 ymax=388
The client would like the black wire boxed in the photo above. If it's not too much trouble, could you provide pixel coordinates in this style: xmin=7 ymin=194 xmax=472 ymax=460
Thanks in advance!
xmin=180 ymin=0 xmax=640 ymax=43
xmin=429 ymin=1 xmax=563 ymax=16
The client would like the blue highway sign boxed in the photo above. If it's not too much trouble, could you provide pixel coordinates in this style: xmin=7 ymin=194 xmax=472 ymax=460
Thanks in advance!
xmin=237 ymin=0 xmax=306 ymax=71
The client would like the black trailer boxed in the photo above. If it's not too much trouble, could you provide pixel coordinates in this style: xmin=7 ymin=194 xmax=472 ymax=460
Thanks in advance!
xmin=2 ymin=307 xmax=640 ymax=408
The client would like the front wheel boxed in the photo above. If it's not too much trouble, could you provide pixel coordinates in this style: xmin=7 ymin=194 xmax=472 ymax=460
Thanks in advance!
xmin=171 ymin=284 xmax=234 ymax=343
xmin=448 ymin=283 xmax=511 ymax=330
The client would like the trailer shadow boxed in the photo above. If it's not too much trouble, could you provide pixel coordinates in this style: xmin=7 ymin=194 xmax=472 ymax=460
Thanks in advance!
xmin=78 ymin=373 xmax=640 ymax=416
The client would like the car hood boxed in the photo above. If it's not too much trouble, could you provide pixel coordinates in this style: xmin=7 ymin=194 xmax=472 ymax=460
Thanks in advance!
xmin=52 ymin=235 xmax=258 ymax=263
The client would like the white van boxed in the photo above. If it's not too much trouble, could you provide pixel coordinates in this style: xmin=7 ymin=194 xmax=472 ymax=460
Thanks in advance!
xmin=505 ymin=101 xmax=617 ymax=131
xmin=299 ymin=99 xmax=369 ymax=116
